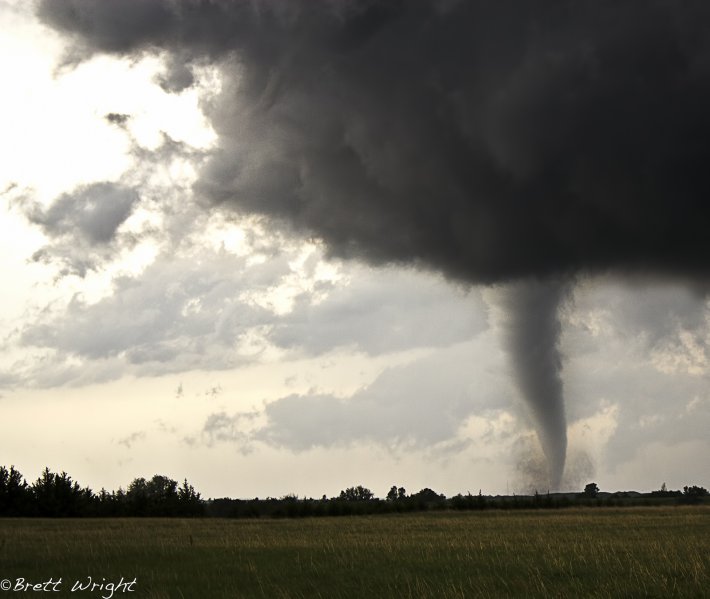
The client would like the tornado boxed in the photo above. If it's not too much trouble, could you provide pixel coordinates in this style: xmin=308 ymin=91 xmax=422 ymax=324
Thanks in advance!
xmin=499 ymin=280 xmax=571 ymax=490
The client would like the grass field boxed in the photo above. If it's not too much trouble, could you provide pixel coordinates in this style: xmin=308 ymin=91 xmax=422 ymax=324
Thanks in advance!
xmin=1 ymin=507 xmax=709 ymax=598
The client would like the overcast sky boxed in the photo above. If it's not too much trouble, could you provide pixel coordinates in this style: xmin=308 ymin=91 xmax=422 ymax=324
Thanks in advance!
xmin=1 ymin=0 xmax=708 ymax=498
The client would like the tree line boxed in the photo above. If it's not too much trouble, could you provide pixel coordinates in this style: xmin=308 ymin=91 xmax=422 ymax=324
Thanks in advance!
xmin=0 ymin=466 xmax=203 ymax=517
xmin=1 ymin=465 xmax=707 ymax=518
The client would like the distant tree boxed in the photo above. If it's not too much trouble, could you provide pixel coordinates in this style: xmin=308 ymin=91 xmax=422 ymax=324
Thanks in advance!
xmin=650 ymin=482 xmax=682 ymax=498
xmin=412 ymin=488 xmax=446 ymax=502
xmin=583 ymin=482 xmax=599 ymax=498
xmin=683 ymin=485 xmax=708 ymax=497
xmin=126 ymin=477 xmax=150 ymax=515
xmin=411 ymin=488 xmax=446 ymax=510
xmin=147 ymin=475 xmax=179 ymax=502
xmin=178 ymin=479 xmax=200 ymax=501
xmin=177 ymin=479 xmax=203 ymax=516
xmin=339 ymin=485 xmax=374 ymax=501
xmin=112 ymin=488 xmax=128 ymax=515
xmin=31 ymin=468 xmax=91 ymax=517
xmin=126 ymin=475 xmax=183 ymax=516
xmin=386 ymin=486 xmax=407 ymax=501
xmin=0 ymin=466 xmax=30 ymax=516
xmin=0 ymin=466 xmax=207 ymax=518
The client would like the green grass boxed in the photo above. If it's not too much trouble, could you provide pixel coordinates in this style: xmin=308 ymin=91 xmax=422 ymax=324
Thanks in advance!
xmin=1 ymin=507 xmax=709 ymax=598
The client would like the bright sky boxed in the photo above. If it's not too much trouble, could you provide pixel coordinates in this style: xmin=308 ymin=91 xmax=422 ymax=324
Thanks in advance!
xmin=1 ymin=2 xmax=708 ymax=499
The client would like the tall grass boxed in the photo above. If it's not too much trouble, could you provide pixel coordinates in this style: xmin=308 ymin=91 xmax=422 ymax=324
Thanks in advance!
xmin=1 ymin=507 xmax=708 ymax=597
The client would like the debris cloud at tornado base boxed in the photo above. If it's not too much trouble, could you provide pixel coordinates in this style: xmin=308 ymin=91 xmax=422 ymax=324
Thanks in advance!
xmin=37 ymin=0 xmax=710 ymax=488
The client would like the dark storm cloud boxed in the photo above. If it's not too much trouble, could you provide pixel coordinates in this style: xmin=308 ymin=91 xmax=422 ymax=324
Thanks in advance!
xmin=38 ymin=0 xmax=710 ymax=282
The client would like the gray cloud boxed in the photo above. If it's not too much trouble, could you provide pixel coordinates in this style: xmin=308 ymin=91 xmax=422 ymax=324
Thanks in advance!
xmin=204 ymin=336 xmax=511 ymax=452
xmin=19 ymin=252 xmax=277 ymax=374
xmin=12 ymin=239 xmax=489 ymax=386
xmin=27 ymin=182 xmax=137 ymax=245
xmin=589 ymin=279 xmax=708 ymax=350
xmin=157 ymin=52 xmax=196 ymax=92
xmin=117 ymin=431 xmax=146 ymax=449
xmin=202 ymin=411 xmax=255 ymax=446
xmin=571 ymin=352 xmax=710 ymax=470
xmin=19 ymin=133 xmax=212 ymax=278
xmin=563 ymin=278 xmax=710 ymax=380
xmin=562 ymin=280 xmax=710 ymax=466
xmin=270 ymin=267 xmax=487 ymax=355
xmin=105 ymin=112 xmax=130 ymax=126
xmin=22 ymin=182 xmax=139 ymax=276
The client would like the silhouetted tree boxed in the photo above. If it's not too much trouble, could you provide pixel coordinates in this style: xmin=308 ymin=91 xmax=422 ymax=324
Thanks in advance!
xmin=31 ymin=468 xmax=91 ymax=517
xmin=412 ymin=488 xmax=446 ymax=502
xmin=410 ymin=488 xmax=446 ymax=511
xmin=339 ymin=485 xmax=374 ymax=501
xmin=147 ymin=474 xmax=179 ymax=515
xmin=583 ymin=482 xmax=599 ymax=498
xmin=386 ymin=486 xmax=407 ymax=501
xmin=0 ymin=465 xmax=208 ymax=518
xmin=683 ymin=485 xmax=708 ymax=497
xmin=127 ymin=477 xmax=150 ymax=515
xmin=111 ymin=488 xmax=128 ymax=516
xmin=126 ymin=475 xmax=185 ymax=516
xmin=650 ymin=482 xmax=682 ymax=498
xmin=0 ymin=466 xmax=30 ymax=516
xmin=177 ymin=478 xmax=203 ymax=516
